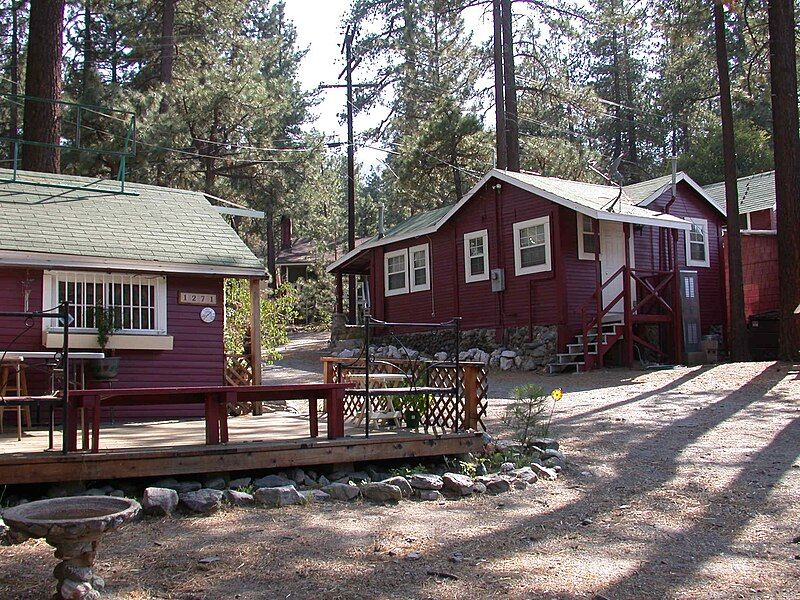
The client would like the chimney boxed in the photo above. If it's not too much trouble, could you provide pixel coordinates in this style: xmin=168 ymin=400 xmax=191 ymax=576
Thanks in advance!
xmin=378 ymin=204 xmax=385 ymax=238
xmin=280 ymin=215 xmax=292 ymax=250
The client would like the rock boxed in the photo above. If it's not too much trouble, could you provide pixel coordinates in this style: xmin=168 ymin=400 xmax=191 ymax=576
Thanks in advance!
xmin=203 ymin=476 xmax=227 ymax=491
xmin=300 ymin=489 xmax=331 ymax=502
xmin=472 ymin=482 xmax=487 ymax=494
xmin=179 ymin=489 xmax=223 ymax=514
xmin=253 ymin=474 xmax=296 ymax=489
xmin=499 ymin=357 xmax=513 ymax=371
xmin=318 ymin=475 xmax=331 ymax=487
xmin=489 ymin=355 xmax=500 ymax=369
xmin=290 ymin=468 xmax=307 ymax=484
xmin=500 ymin=462 xmax=515 ymax=473
xmin=381 ymin=476 xmax=413 ymax=499
xmin=501 ymin=349 xmax=517 ymax=358
xmin=406 ymin=551 xmax=422 ymax=561
xmin=476 ymin=475 xmax=511 ymax=494
xmin=529 ymin=463 xmax=558 ymax=481
xmin=328 ymin=470 xmax=350 ymax=482
xmin=544 ymin=456 xmax=566 ymax=470
xmin=531 ymin=438 xmax=559 ymax=450
xmin=84 ymin=488 xmax=105 ymax=496
xmin=349 ymin=471 xmax=371 ymax=483
xmin=513 ymin=478 xmax=528 ymax=490
xmin=223 ymin=489 xmax=255 ymax=506
xmin=0 ymin=517 xmax=9 ymax=545
xmin=434 ymin=351 xmax=448 ymax=361
xmin=109 ymin=490 xmax=125 ymax=498
xmin=172 ymin=481 xmax=202 ymax=494
xmin=228 ymin=477 xmax=252 ymax=490
xmin=322 ymin=482 xmax=360 ymax=501
xmin=408 ymin=473 xmax=444 ymax=490
xmin=542 ymin=448 xmax=565 ymax=461
xmin=475 ymin=463 xmax=488 ymax=477
xmin=441 ymin=473 xmax=474 ymax=496
xmin=338 ymin=348 xmax=355 ymax=358
xmin=142 ymin=487 xmax=179 ymax=516
xmin=254 ymin=485 xmax=306 ymax=508
xmin=417 ymin=490 xmax=443 ymax=501
xmin=360 ymin=482 xmax=403 ymax=502
xmin=511 ymin=467 xmax=539 ymax=484
xmin=46 ymin=482 xmax=85 ymax=498
xmin=520 ymin=357 xmax=539 ymax=371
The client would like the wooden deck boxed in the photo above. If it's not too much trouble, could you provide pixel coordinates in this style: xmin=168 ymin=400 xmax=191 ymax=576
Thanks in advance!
xmin=0 ymin=410 xmax=484 ymax=485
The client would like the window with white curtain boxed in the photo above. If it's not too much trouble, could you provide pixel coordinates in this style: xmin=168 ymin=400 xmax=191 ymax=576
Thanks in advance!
xmin=464 ymin=229 xmax=489 ymax=283
xmin=513 ymin=216 xmax=552 ymax=275
xmin=685 ymin=218 xmax=710 ymax=267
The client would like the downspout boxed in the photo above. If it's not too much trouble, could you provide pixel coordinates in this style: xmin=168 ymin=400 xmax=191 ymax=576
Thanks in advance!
xmin=664 ymin=156 xmax=678 ymax=270
xmin=425 ymin=234 xmax=435 ymax=318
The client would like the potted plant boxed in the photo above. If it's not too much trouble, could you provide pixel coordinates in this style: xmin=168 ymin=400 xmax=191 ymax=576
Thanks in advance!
xmin=90 ymin=303 xmax=120 ymax=380
xmin=400 ymin=393 xmax=428 ymax=430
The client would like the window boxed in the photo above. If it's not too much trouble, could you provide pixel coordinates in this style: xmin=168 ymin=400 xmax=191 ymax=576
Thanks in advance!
xmin=685 ymin=218 xmax=710 ymax=267
xmin=577 ymin=214 xmax=598 ymax=260
xmin=739 ymin=212 xmax=751 ymax=230
xmin=464 ymin=229 xmax=489 ymax=283
xmin=384 ymin=249 xmax=408 ymax=296
xmin=44 ymin=271 xmax=167 ymax=334
xmin=409 ymin=244 xmax=430 ymax=293
xmin=513 ymin=216 xmax=551 ymax=275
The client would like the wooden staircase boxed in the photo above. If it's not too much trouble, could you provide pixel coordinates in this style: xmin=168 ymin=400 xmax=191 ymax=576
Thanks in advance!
xmin=548 ymin=320 xmax=625 ymax=374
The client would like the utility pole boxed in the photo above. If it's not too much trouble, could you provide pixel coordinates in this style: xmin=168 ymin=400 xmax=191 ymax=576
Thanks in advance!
xmin=500 ymin=0 xmax=520 ymax=172
xmin=492 ymin=0 xmax=507 ymax=170
xmin=344 ymin=28 xmax=356 ymax=324
xmin=713 ymin=1 xmax=748 ymax=361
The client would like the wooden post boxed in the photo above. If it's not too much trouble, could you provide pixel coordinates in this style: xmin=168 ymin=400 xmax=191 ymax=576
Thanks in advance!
xmin=335 ymin=272 xmax=344 ymax=314
xmin=623 ymin=223 xmax=634 ymax=367
xmin=322 ymin=358 xmax=333 ymax=384
xmin=463 ymin=364 xmax=479 ymax=430
xmin=592 ymin=218 xmax=602 ymax=370
xmin=672 ymin=231 xmax=683 ymax=365
xmin=327 ymin=388 xmax=345 ymax=439
xmin=249 ymin=278 xmax=263 ymax=415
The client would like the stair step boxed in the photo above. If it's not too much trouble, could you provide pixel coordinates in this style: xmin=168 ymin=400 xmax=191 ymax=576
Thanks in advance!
xmin=548 ymin=361 xmax=585 ymax=374
xmin=568 ymin=342 xmax=598 ymax=354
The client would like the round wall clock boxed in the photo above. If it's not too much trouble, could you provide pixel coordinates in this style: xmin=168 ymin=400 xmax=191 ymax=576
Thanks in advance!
xmin=200 ymin=307 xmax=216 ymax=323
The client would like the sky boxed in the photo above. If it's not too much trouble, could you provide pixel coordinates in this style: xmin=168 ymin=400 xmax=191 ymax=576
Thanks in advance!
xmin=282 ymin=0 xmax=495 ymax=168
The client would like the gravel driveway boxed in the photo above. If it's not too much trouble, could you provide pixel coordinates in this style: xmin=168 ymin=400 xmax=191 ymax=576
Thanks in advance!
xmin=1 ymin=340 xmax=798 ymax=599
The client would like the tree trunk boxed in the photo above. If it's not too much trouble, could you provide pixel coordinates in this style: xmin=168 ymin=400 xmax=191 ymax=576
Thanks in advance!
xmin=500 ymin=0 xmax=519 ymax=171
xmin=82 ymin=0 xmax=92 ymax=97
xmin=159 ymin=0 xmax=176 ymax=113
xmin=714 ymin=1 xmax=748 ymax=361
xmin=9 ymin=1 xmax=20 ymax=157
xmin=611 ymin=30 xmax=622 ymax=160
xmin=492 ymin=0 xmax=506 ymax=169
xmin=21 ymin=0 xmax=66 ymax=173
xmin=767 ymin=0 xmax=800 ymax=360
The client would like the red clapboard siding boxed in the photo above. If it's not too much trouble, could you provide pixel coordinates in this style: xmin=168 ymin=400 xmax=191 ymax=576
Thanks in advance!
xmin=723 ymin=233 xmax=779 ymax=320
xmin=0 ymin=268 xmax=225 ymax=419
xmin=748 ymin=208 xmax=775 ymax=230
xmin=633 ymin=181 xmax=727 ymax=333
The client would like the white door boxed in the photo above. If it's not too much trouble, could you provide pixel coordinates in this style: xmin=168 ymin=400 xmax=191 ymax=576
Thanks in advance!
xmin=600 ymin=221 xmax=626 ymax=316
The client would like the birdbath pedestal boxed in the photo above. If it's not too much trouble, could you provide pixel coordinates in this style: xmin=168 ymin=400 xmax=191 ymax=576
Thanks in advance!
xmin=2 ymin=496 xmax=141 ymax=599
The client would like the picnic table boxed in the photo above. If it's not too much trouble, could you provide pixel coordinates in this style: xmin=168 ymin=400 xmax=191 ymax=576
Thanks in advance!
xmin=67 ymin=383 xmax=350 ymax=453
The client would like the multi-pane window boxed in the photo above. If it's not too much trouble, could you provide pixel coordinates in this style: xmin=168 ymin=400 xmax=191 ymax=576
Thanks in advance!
xmin=409 ymin=244 xmax=430 ymax=292
xmin=384 ymin=250 xmax=408 ymax=296
xmin=686 ymin=218 xmax=709 ymax=267
xmin=577 ymin=214 xmax=598 ymax=260
xmin=464 ymin=229 xmax=489 ymax=283
xmin=46 ymin=271 xmax=166 ymax=333
xmin=513 ymin=216 xmax=551 ymax=275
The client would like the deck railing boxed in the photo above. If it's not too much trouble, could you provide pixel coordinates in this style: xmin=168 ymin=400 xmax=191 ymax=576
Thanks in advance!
xmin=321 ymin=356 xmax=488 ymax=433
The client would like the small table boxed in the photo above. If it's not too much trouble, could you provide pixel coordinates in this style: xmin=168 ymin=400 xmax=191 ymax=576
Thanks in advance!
xmin=1 ymin=352 xmax=104 ymax=391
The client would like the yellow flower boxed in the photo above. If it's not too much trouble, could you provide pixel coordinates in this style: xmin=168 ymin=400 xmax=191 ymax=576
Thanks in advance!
xmin=551 ymin=388 xmax=563 ymax=401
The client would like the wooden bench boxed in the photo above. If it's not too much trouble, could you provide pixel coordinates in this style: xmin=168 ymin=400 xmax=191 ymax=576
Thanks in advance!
xmin=67 ymin=383 xmax=350 ymax=453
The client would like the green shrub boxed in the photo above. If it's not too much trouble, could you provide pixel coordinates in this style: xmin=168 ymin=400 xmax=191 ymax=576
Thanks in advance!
xmin=503 ymin=384 xmax=563 ymax=447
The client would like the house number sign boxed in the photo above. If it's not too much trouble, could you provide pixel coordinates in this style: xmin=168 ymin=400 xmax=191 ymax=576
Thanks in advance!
xmin=178 ymin=292 xmax=217 ymax=305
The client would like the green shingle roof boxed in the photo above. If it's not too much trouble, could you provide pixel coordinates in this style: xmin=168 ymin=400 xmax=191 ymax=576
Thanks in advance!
xmin=0 ymin=169 xmax=265 ymax=275
xmin=704 ymin=170 xmax=776 ymax=214
xmin=622 ymin=174 xmax=676 ymax=204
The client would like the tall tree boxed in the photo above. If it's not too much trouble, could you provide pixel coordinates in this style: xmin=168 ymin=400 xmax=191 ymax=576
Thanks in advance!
xmin=21 ymin=0 xmax=65 ymax=173
xmin=158 ymin=0 xmax=176 ymax=112
xmin=767 ymin=0 xmax=800 ymax=360
xmin=713 ymin=0 xmax=747 ymax=361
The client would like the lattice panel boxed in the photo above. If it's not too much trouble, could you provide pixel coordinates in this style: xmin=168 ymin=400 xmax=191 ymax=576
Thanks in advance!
xmin=225 ymin=354 xmax=253 ymax=386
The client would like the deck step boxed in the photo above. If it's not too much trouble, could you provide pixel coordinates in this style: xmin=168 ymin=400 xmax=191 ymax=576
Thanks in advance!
xmin=548 ymin=361 xmax=585 ymax=374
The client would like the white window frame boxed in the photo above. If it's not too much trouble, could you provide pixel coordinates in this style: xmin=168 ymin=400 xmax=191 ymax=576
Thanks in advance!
xmin=513 ymin=216 xmax=552 ymax=276
xmin=408 ymin=243 xmax=431 ymax=293
xmin=685 ymin=217 xmax=710 ymax=268
xmin=464 ymin=229 xmax=490 ymax=283
xmin=43 ymin=270 xmax=168 ymax=335
xmin=577 ymin=214 xmax=599 ymax=260
xmin=384 ymin=249 xmax=408 ymax=296
xmin=740 ymin=212 xmax=751 ymax=231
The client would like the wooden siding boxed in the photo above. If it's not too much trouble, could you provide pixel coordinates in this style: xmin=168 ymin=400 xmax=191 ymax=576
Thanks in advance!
xmin=0 ymin=268 xmax=225 ymax=418
xmin=748 ymin=208 xmax=775 ymax=230
xmin=723 ymin=233 xmax=779 ymax=320
xmin=633 ymin=181 xmax=727 ymax=332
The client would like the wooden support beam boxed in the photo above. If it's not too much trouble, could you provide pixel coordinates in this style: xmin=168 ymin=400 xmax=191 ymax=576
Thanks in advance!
xmin=623 ymin=223 xmax=634 ymax=368
xmin=671 ymin=231 xmax=683 ymax=365
xmin=249 ymin=278 xmax=263 ymax=414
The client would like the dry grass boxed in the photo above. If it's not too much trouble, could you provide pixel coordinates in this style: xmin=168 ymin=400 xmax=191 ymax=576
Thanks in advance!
xmin=2 ymin=361 xmax=799 ymax=599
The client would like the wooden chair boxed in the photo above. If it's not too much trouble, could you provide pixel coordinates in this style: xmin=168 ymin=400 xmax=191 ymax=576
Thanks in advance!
xmin=1 ymin=358 xmax=32 ymax=439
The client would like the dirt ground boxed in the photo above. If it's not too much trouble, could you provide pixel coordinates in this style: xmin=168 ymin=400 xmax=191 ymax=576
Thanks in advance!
xmin=1 ymin=336 xmax=799 ymax=599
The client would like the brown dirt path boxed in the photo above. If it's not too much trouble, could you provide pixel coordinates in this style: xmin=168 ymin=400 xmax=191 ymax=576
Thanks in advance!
xmin=1 ymin=359 xmax=798 ymax=599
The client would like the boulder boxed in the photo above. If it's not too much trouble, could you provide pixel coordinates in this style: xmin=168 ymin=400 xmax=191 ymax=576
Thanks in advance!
xmin=0 ymin=517 xmax=9 ymax=545
xmin=417 ymin=490 xmax=443 ymax=501
xmin=529 ymin=463 xmax=558 ymax=481
xmin=223 ymin=489 xmax=255 ymax=506
xmin=542 ymin=449 xmax=565 ymax=461
xmin=501 ymin=349 xmax=517 ymax=359
xmin=203 ymin=476 xmax=227 ymax=491
xmin=290 ymin=468 xmax=307 ymax=485
xmin=179 ymin=489 xmax=224 ymax=514
xmin=476 ymin=475 xmax=511 ymax=494
xmin=322 ymin=482 xmax=360 ymax=501
xmin=380 ymin=476 xmax=413 ymax=499
xmin=172 ymin=481 xmax=202 ymax=494
xmin=531 ymin=438 xmax=559 ymax=451
xmin=472 ymin=481 xmax=487 ymax=494
xmin=228 ymin=477 xmax=252 ymax=490
xmin=253 ymin=474 xmax=296 ymax=489
xmin=254 ymin=485 xmax=306 ymax=508
xmin=511 ymin=467 xmax=539 ymax=484
xmin=360 ymin=482 xmax=403 ymax=502
xmin=499 ymin=357 xmax=514 ymax=371
xmin=434 ymin=351 xmax=448 ymax=361
xmin=441 ymin=473 xmax=474 ymax=496
xmin=408 ymin=473 xmax=444 ymax=490
xmin=318 ymin=475 xmax=331 ymax=487
xmin=500 ymin=462 xmax=515 ymax=473
xmin=142 ymin=487 xmax=179 ymax=516
xmin=300 ymin=489 xmax=331 ymax=502
xmin=513 ymin=478 xmax=528 ymax=490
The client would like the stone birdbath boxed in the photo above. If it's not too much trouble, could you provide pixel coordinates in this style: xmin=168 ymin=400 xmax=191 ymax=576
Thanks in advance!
xmin=2 ymin=496 xmax=141 ymax=599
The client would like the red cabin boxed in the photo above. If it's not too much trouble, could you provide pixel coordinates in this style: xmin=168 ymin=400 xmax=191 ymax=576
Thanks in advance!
xmin=329 ymin=169 xmax=728 ymax=371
